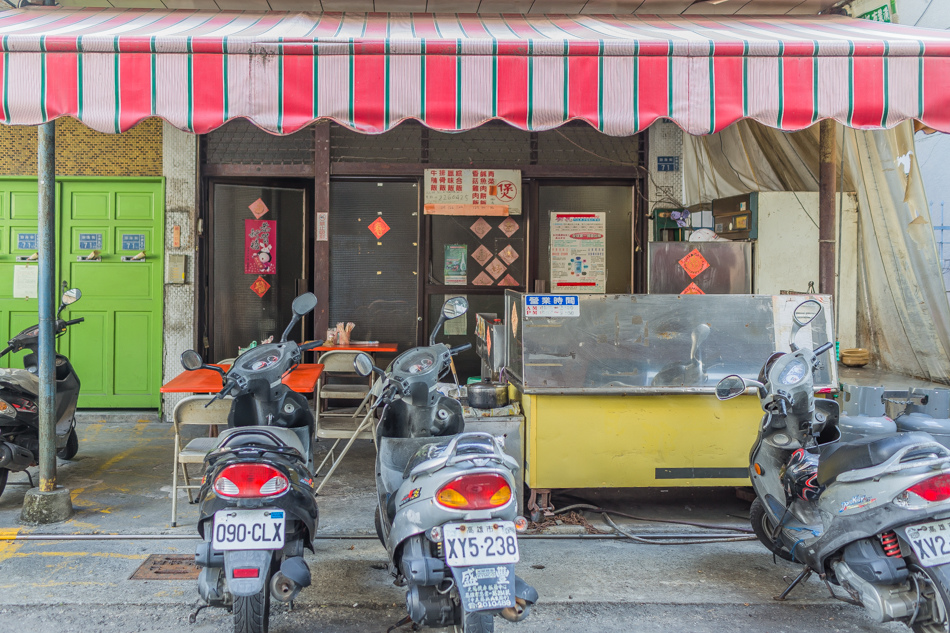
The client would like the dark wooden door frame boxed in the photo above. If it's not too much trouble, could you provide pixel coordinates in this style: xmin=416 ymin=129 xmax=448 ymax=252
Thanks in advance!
xmin=325 ymin=175 xmax=423 ymax=347
xmin=199 ymin=176 xmax=314 ymax=363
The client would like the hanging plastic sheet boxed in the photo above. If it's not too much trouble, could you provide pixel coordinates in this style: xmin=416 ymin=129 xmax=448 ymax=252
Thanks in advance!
xmin=682 ymin=121 xmax=950 ymax=383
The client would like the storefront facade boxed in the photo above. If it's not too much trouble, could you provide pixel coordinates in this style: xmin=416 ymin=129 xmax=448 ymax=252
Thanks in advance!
xmin=196 ymin=120 xmax=646 ymax=378
xmin=2 ymin=6 xmax=950 ymax=425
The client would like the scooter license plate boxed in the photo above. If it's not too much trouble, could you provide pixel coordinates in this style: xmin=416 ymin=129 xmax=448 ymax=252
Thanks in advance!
xmin=443 ymin=521 xmax=519 ymax=567
xmin=904 ymin=520 xmax=950 ymax=567
xmin=212 ymin=509 xmax=285 ymax=551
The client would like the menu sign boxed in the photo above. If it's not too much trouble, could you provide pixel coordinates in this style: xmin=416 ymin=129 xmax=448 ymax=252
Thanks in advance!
xmin=550 ymin=212 xmax=607 ymax=294
xmin=424 ymin=169 xmax=521 ymax=215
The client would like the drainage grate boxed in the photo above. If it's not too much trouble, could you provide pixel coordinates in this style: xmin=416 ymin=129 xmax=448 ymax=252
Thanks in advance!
xmin=130 ymin=554 xmax=200 ymax=580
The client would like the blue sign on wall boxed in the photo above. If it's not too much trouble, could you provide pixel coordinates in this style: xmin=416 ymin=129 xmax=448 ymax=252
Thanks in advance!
xmin=122 ymin=234 xmax=145 ymax=251
xmin=17 ymin=233 xmax=37 ymax=250
xmin=524 ymin=294 xmax=581 ymax=317
xmin=79 ymin=233 xmax=102 ymax=250
xmin=526 ymin=295 xmax=578 ymax=306
xmin=657 ymin=156 xmax=680 ymax=172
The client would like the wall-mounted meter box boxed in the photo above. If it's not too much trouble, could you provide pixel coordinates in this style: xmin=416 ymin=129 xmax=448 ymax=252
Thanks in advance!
xmin=166 ymin=254 xmax=187 ymax=284
xmin=711 ymin=193 xmax=757 ymax=240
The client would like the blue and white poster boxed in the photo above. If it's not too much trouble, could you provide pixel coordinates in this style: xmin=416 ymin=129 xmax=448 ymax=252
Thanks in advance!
xmin=122 ymin=234 xmax=145 ymax=251
xmin=16 ymin=233 xmax=36 ymax=251
xmin=79 ymin=233 xmax=102 ymax=250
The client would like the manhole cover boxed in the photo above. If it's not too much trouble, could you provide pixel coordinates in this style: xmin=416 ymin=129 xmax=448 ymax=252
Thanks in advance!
xmin=130 ymin=554 xmax=200 ymax=580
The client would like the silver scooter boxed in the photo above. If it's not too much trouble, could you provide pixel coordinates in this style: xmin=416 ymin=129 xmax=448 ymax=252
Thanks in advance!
xmin=717 ymin=299 xmax=950 ymax=631
xmin=353 ymin=297 xmax=537 ymax=633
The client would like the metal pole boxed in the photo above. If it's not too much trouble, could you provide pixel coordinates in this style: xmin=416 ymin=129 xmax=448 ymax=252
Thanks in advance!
xmin=37 ymin=121 xmax=56 ymax=492
xmin=819 ymin=119 xmax=837 ymax=297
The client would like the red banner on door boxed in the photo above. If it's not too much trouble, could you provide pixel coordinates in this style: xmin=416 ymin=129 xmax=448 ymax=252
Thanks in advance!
xmin=245 ymin=219 xmax=276 ymax=275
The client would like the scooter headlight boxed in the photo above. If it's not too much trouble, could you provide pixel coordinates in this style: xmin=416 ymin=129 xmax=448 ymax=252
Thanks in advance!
xmin=0 ymin=399 xmax=15 ymax=419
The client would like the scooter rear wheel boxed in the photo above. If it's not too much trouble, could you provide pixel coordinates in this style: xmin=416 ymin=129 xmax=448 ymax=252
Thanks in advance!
xmin=0 ymin=468 xmax=8 ymax=497
xmin=57 ymin=428 xmax=78 ymax=461
xmin=749 ymin=497 xmax=795 ymax=562
xmin=909 ymin=560 xmax=950 ymax=633
xmin=233 ymin=578 xmax=271 ymax=633
xmin=457 ymin=610 xmax=493 ymax=633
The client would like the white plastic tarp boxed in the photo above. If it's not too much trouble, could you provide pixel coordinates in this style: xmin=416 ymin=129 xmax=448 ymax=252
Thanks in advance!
xmin=683 ymin=121 xmax=950 ymax=384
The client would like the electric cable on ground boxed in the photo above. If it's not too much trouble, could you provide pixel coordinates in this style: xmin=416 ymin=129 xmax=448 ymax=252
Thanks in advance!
xmin=537 ymin=503 xmax=756 ymax=545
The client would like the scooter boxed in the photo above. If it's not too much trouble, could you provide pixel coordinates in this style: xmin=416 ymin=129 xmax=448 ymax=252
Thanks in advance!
xmin=0 ymin=287 xmax=83 ymax=495
xmin=181 ymin=292 xmax=323 ymax=633
xmin=717 ymin=299 xmax=950 ymax=631
xmin=353 ymin=296 xmax=538 ymax=633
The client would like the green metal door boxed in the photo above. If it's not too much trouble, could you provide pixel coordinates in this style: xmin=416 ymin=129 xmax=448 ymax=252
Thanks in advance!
xmin=58 ymin=178 xmax=165 ymax=408
xmin=0 ymin=178 xmax=45 ymax=369
xmin=0 ymin=177 xmax=164 ymax=408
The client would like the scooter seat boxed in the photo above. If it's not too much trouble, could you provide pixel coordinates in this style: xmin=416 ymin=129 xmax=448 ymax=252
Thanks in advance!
xmin=817 ymin=432 xmax=939 ymax=486
xmin=0 ymin=367 xmax=38 ymax=397
xmin=216 ymin=426 xmax=306 ymax=457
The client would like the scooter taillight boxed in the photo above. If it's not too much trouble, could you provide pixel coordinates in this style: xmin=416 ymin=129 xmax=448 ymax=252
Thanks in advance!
xmin=436 ymin=473 xmax=511 ymax=510
xmin=8 ymin=398 xmax=36 ymax=414
xmin=906 ymin=474 xmax=950 ymax=503
xmin=213 ymin=463 xmax=289 ymax=498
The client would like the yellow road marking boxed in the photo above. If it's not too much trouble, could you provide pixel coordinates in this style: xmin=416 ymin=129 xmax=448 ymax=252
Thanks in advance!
xmin=9 ymin=551 xmax=148 ymax=560
xmin=0 ymin=529 xmax=22 ymax=563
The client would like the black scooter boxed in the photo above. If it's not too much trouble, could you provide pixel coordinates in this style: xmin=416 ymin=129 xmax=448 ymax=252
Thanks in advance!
xmin=0 ymin=287 xmax=83 ymax=495
xmin=181 ymin=293 xmax=322 ymax=633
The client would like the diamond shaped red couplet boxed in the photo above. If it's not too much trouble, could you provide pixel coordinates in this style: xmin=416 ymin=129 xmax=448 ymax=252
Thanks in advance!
xmin=368 ymin=217 xmax=391 ymax=239
xmin=678 ymin=248 xmax=710 ymax=279
xmin=681 ymin=282 xmax=705 ymax=295
xmin=250 ymin=276 xmax=271 ymax=298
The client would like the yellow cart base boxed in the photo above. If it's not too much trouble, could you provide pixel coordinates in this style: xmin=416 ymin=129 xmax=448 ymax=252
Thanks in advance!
xmin=519 ymin=391 xmax=762 ymax=488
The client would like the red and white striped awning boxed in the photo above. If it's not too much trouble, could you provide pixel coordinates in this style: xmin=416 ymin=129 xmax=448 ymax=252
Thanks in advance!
xmin=2 ymin=8 xmax=950 ymax=136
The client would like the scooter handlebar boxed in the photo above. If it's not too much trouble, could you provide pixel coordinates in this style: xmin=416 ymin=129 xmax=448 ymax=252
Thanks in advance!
xmin=450 ymin=343 xmax=472 ymax=355
xmin=814 ymin=342 xmax=834 ymax=356
xmin=64 ymin=318 xmax=85 ymax=327
xmin=298 ymin=340 xmax=324 ymax=352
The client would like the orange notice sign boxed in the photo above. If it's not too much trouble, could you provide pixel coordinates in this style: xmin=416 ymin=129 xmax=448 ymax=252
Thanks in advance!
xmin=424 ymin=204 xmax=509 ymax=216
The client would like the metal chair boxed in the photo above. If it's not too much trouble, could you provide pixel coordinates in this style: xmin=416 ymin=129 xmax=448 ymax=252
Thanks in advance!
xmin=313 ymin=350 xmax=374 ymax=493
xmin=314 ymin=380 xmax=378 ymax=494
xmin=170 ymin=395 xmax=232 ymax=527
xmin=315 ymin=350 xmax=373 ymax=419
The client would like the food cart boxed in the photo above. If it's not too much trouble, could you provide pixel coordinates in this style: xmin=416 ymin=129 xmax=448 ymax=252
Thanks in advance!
xmin=501 ymin=291 xmax=837 ymax=511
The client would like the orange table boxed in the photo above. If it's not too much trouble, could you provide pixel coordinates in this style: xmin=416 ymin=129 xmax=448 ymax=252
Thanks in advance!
xmin=161 ymin=364 xmax=324 ymax=394
xmin=312 ymin=343 xmax=398 ymax=353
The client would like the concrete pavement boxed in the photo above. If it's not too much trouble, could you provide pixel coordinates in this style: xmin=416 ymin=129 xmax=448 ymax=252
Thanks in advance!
xmin=0 ymin=418 xmax=909 ymax=632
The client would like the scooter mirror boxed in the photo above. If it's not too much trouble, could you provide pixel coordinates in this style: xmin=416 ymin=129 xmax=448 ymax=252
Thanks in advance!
xmin=793 ymin=300 xmax=821 ymax=327
xmin=291 ymin=292 xmax=318 ymax=317
xmin=353 ymin=353 xmax=374 ymax=378
xmin=716 ymin=375 xmax=747 ymax=401
xmin=61 ymin=288 xmax=81 ymax=305
xmin=442 ymin=296 xmax=469 ymax=320
xmin=181 ymin=350 xmax=203 ymax=371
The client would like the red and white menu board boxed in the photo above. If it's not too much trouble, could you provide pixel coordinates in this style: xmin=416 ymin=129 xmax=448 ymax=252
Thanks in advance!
xmin=424 ymin=169 xmax=522 ymax=215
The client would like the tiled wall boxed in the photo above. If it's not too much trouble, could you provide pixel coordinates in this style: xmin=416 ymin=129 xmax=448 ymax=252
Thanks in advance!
xmin=0 ymin=117 xmax=162 ymax=177
xmin=647 ymin=120 xmax=686 ymax=239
